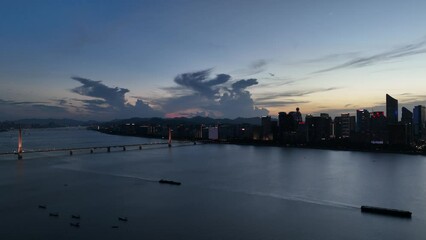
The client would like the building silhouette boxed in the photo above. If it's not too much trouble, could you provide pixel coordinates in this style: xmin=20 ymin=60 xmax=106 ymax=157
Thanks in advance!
xmin=401 ymin=107 xmax=414 ymax=144
xmin=289 ymin=107 xmax=303 ymax=123
xmin=306 ymin=113 xmax=332 ymax=142
xmin=334 ymin=113 xmax=355 ymax=139
xmin=413 ymin=105 xmax=426 ymax=141
xmin=261 ymin=116 xmax=273 ymax=140
xmin=370 ymin=111 xmax=386 ymax=143
xmin=356 ymin=109 xmax=371 ymax=134
xmin=386 ymin=94 xmax=398 ymax=124
xmin=278 ymin=112 xmax=290 ymax=138
xmin=401 ymin=107 xmax=413 ymax=124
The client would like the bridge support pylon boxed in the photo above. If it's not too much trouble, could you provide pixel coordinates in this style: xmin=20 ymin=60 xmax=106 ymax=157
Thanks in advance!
xmin=17 ymin=127 xmax=23 ymax=160
xmin=168 ymin=128 xmax=172 ymax=147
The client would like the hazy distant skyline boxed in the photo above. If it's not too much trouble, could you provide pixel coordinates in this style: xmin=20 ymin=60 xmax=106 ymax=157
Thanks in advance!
xmin=1 ymin=0 xmax=426 ymax=120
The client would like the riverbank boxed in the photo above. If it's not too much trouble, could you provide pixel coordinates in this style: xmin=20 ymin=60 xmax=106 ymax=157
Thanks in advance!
xmin=93 ymin=129 xmax=426 ymax=156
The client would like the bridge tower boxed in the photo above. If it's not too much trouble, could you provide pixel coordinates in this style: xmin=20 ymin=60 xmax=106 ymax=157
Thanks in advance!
xmin=168 ymin=128 xmax=172 ymax=147
xmin=17 ymin=127 xmax=23 ymax=160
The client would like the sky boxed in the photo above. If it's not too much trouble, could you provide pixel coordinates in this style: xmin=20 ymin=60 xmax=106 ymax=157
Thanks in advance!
xmin=1 ymin=0 xmax=426 ymax=121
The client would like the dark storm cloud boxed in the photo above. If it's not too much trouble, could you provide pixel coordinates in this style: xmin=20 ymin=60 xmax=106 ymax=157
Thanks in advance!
xmin=174 ymin=69 xmax=230 ymax=97
xmin=71 ymin=76 xmax=129 ymax=109
xmin=161 ymin=69 xmax=268 ymax=118
xmin=231 ymin=79 xmax=258 ymax=91
xmin=71 ymin=76 xmax=161 ymax=119
xmin=313 ymin=39 xmax=426 ymax=74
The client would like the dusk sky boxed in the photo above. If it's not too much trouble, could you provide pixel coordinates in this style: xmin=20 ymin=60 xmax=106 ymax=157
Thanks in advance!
xmin=1 ymin=0 xmax=426 ymax=120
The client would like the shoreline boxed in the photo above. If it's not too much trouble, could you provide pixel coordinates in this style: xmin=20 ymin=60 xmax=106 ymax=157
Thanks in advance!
xmin=93 ymin=129 xmax=426 ymax=156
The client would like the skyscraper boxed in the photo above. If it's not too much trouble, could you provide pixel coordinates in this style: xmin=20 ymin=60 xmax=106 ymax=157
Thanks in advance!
xmin=278 ymin=112 xmax=287 ymax=137
xmin=413 ymin=105 xmax=426 ymax=140
xmin=356 ymin=109 xmax=370 ymax=134
xmin=334 ymin=113 xmax=355 ymax=139
xmin=401 ymin=107 xmax=413 ymax=124
xmin=306 ymin=113 xmax=332 ymax=142
xmin=288 ymin=107 xmax=303 ymax=123
xmin=370 ymin=111 xmax=386 ymax=143
xmin=401 ymin=107 xmax=414 ymax=144
xmin=386 ymin=94 xmax=398 ymax=124
xmin=261 ymin=116 xmax=272 ymax=140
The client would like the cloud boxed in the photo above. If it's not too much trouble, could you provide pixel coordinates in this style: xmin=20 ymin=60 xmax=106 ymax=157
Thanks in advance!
xmin=232 ymin=59 xmax=268 ymax=77
xmin=295 ymin=52 xmax=360 ymax=65
xmin=231 ymin=79 xmax=258 ymax=91
xmin=0 ymin=99 xmax=48 ymax=105
xmin=160 ymin=69 xmax=268 ymax=118
xmin=255 ymin=100 xmax=310 ymax=108
xmin=173 ymin=69 xmax=230 ymax=97
xmin=71 ymin=76 xmax=162 ymax=119
xmin=255 ymin=87 xmax=339 ymax=102
xmin=71 ymin=76 xmax=129 ymax=109
xmin=0 ymin=98 xmax=71 ymax=120
xmin=249 ymin=59 xmax=268 ymax=74
xmin=312 ymin=38 xmax=426 ymax=74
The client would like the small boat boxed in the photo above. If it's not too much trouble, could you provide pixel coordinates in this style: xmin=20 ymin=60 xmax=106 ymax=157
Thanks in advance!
xmin=71 ymin=214 xmax=80 ymax=219
xmin=361 ymin=205 xmax=412 ymax=218
xmin=118 ymin=217 xmax=128 ymax=222
xmin=158 ymin=179 xmax=181 ymax=185
xmin=111 ymin=226 xmax=119 ymax=229
xmin=38 ymin=205 xmax=47 ymax=209
xmin=49 ymin=212 xmax=59 ymax=217
xmin=70 ymin=222 xmax=80 ymax=228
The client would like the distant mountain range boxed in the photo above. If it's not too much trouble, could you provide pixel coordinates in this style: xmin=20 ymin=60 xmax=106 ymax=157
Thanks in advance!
xmin=108 ymin=116 xmax=262 ymax=126
xmin=0 ymin=116 xmax=262 ymax=129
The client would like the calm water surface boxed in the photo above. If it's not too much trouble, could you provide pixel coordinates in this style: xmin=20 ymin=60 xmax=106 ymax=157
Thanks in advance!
xmin=1 ymin=128 xmax=425 ymax=239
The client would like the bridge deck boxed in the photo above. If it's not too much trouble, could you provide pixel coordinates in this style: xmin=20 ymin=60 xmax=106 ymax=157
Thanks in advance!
xmin=0 ymin=142 xmax=170 ymax=156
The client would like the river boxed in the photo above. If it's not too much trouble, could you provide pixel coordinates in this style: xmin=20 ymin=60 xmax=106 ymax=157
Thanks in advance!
xmin=1 ymin=127 xmax=425 ymax=239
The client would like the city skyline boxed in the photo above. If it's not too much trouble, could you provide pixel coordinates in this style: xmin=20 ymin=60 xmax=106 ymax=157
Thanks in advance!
xmin=1 ymin=0 xmax=426 ymax=120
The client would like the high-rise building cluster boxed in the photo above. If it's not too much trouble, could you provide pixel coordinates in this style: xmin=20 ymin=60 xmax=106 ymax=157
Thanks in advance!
xmin=259 ymin=94 xmax=426 ymax=147
xmin=96 ymin=93 xmax=426 ymax=152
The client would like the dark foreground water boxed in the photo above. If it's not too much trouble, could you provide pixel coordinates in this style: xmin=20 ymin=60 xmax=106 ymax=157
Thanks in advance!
xmin=1 ymin=128 xmax=426 ymax=239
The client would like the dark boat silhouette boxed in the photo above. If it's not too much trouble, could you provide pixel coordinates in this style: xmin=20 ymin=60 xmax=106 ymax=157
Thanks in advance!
xmin=118 ymin=217 xmax=128 ymax=222
xmin=49 ymin=212 xmax=59 ymax=217
xmin=71 ymin=214 xmax=80 ymax=219
xmin=38 ymin=205 xmax=47 ymax=209
xmin=361 ymin=205 xmax=412 ymax=218
xmin=158 ymin=179 xmax=181 ymax=185
xmin=70 ymin=222 xmax=80 ymax=228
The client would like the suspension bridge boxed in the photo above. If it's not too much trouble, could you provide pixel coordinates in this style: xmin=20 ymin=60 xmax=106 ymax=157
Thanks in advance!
xmin=0 ymin=127 xmax=195 ymax=159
